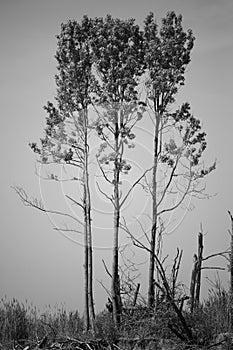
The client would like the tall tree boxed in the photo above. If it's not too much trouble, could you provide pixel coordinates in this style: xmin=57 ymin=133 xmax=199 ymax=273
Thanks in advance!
xmin=15 ymin=17 xmax=96 ymax=331
xmin=143 ymin=12 xmax=215 ymax=307
xmin=91 ymin=15 xmax=145 ymax=325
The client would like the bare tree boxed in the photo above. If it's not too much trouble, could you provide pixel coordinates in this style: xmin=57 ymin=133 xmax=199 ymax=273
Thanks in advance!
xmin=190 ymin=227 xmax=228 ymax=313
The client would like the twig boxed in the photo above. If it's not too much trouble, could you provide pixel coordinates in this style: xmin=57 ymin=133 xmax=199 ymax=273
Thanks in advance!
xmin=102 ymin=259 xmax=112 ymax=278
xmin=66 ymin=194 xmax=84 ymax=210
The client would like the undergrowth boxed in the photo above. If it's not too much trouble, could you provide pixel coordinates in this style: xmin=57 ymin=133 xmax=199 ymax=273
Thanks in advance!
xmin=0 ymin=285 xmax=230 ymax=349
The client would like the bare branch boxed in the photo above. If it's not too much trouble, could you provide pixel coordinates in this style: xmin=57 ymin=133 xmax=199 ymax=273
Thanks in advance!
xmin=13 ymin=186 xmax=84 ymax=227
xmin=157 ymin=171 xmax=192 ymax=216
xmin=201 ymin=267 xmax=225 ymax=271
xmin=66 ymin=194 xmax=84 ymax=210
xmin=102 ymin=259 xmax=112 ymax=278
xmin=157 ymin=157 xmax=179 ymax=208
xmin=96 ymin=157 xmax=113 ymax=184
xmin=201 ymin=250 xmax=230 ymax=262
xmin=97 ymin=280 xmax=111 ymax=298
xmin=120 ymin=167 xmax=153 ymax=208
xmin=96 ymin=181 xmax=114 ymax=204
xmin=53 ymin=227 xmax=83 ymax=235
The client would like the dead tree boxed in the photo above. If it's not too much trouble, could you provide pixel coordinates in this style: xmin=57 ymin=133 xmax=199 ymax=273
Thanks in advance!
xmin=195 ymin=231 xmax=203 ymax=307
xmin=123 ymin=228 xmax=194 ymax=344
xmin=190 ymin=230 xmax=203 ymax=312
xmin=190 ymin=227 xmax=229 ymax=313
xmin=171 ymin=248 xmax=183 ymax=299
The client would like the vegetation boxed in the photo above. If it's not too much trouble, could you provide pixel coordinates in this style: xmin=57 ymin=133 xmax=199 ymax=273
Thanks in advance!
xmin=0 ymin=284 xmax=232 ymax=349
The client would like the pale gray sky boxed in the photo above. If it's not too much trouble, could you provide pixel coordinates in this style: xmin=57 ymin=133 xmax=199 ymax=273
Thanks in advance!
xmin=0 ymin=0 xmax=233 ymax=313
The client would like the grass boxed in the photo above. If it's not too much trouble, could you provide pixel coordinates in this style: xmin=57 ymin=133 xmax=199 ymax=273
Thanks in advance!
xmin=0 ymin=286 xmax=231 ymax=349
xmin=0 ymin=297 xmax=83 ymax=348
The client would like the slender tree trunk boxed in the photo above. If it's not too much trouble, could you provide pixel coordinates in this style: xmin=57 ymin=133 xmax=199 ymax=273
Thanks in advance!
xmin=194 ymin=231 xmax=203 ymax=307
xmin=83 ymin=107 xmax=95 ymax=331
xmin=155 ymin=224 xmax=163 ymax=304
xmin=190 ymin=253 xmax=198 ymax=313
xmin=85 ymin=149 xmax=95 ymax=329
xmin=111 ymin=111 xmax=122 ymax=326
xmin=228 ymin=211 xmax=233 ymax=332
xmin=148 ymin=109 xmax=160 ymax=308
xmin=112 ymin=193 xmax=121 ymax=325
xmin=190 ymin=231 xmax=203 ymax=313
xmin=132 ymin=283 xmax=140 ymax=307
xmin=83 ymin=204 xmax=90 ymax=330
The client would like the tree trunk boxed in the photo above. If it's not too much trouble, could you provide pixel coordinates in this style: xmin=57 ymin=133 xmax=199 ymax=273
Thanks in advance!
xmin=85 ymin=155 xmax=95 ymax=329
xmin=111 ymin=111 xmax=122 ymax=326
xmin=111 ymin=200 xmax=121 ymax=325
xmin=228 ymin=211 xmax=233 ymax=332
xmin=83 ymin=108 xmax=95 ymax=331
xmin=132 ymin=283 xmax=140 ymax=307
xmin=148 ymin=110 xmax=160 ymax=308
xmin=190 ymin=230 xmax=203 ymax=313
xmin=190 ymin=253 xmax=198 ymax=313
xmin=194 ymin=231 xmax=203 ymax=307
xmin=83 ymin=209 xmax=90 ymax=330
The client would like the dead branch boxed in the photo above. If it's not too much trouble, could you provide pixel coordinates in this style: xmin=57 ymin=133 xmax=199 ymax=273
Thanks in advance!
xmin=128 ymin=230 xmax=193 ymax=342
xmin=96 ymin=181 xmax=114 ymax=204
xmin=201 ymin=267 xmax=225 ymax=271
xmin=201 ymin=250 xmax=230 ymax=262
xmin=12 ymin=186 xmax=84 ymax=227
xmin=66 ymin=194 xmax=84 ymax=210
xmin=120 ymin=167 xmax=153 ymax=208
xmin=102 ymin=259 xmax=112 ymax=278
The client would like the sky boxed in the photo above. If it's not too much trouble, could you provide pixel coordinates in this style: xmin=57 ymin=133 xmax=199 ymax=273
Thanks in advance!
xmin=0 ymin=0 xmax=233 ymax=314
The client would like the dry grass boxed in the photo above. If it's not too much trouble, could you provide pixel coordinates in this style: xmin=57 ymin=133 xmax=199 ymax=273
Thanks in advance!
xmin=0 ymin=286 xmax=231 ymax=349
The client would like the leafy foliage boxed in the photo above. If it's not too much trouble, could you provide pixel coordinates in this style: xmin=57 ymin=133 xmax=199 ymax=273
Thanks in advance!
xmin=91 ymin=15 xmax=144 ymax=103
xmin=144 ymin=11 xmax=194 ymax=108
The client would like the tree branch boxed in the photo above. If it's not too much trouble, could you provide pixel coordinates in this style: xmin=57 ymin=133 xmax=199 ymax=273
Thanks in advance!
xmin=96 ymin=181 xmax=114 ymax=204
xmin=120 ymin=167 xmax=153 ymax=208
xmin=66 ymin=194 xmax=84 ymax=210
xmin=13 ymin=186 xmax=84 ymax=227
xmin=102 ymin=259 xmax=112 ymax=278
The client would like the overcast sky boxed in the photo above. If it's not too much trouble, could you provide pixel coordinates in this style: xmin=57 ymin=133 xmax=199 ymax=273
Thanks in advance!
xmin=0 ymin=0 xmax=233 ymax=313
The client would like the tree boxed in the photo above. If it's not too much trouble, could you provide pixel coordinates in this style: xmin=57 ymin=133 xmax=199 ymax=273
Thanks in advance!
xmin=142 ymin=11 xmax=215 ymax=307
xmin=15 ymin=17 xmax=97 ymax=331
xmin=91 ymin=15 xmax=145 ymax=325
